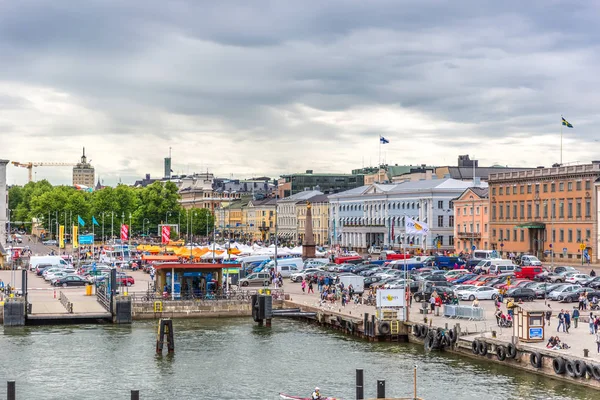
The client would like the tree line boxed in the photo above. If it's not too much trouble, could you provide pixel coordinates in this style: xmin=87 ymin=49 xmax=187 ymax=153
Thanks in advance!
xmin=8 ymin=180 xmax=215 ymax=238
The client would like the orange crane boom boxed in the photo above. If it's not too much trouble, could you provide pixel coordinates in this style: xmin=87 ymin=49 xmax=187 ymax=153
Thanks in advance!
xmin=11 ymin=161 xmax=77 ymax=182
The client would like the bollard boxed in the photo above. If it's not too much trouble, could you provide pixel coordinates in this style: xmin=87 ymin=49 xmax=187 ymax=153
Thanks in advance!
xmin=371 ymin=315 xmax=376 ymax=337
xmin=584 ymin=349 xmax=589 ymax=357
xmin=492 ymin=330 xmax=497 ymax=338
xmin=376 ymin=379 xmax=385 ymax=399
xmin=131 ymin=389 xmax=140 ymax=400
xmin=355 ymin=369 xmax=364 ymax=400
xmin=7 ymin=380 xmax=15 ymax=400
xmin=445 ymin=323 xmax=448 ymax=330
xmin=364 ymin=313 xmax=369 ymax=335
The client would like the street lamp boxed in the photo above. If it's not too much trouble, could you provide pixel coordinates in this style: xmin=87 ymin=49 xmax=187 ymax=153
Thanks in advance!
xmin=166 ymin=211 xmax=172 ymax=225
xmin=143 ymin=219 xmax=150 ymax=240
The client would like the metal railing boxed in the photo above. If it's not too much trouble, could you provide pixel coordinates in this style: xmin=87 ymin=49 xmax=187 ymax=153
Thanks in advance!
xmin=58 ymin=291 xmax=73 ymax=314
xmin=130 ymin=289 xmax=285 ymax=303
xmin=96 ymin=285 xmax=111 ymax=311
xmin=443 ymin=305 xmax=485 ymax=321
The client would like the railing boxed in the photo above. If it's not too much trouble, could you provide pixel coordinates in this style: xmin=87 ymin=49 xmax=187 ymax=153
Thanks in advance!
xmin=130 ymin=289 xmax=285 ymax=303
xmin=443 ymin=305 xmax=485 ymax=321
xmin=58 ymin=291 xmax=73 ymax=314
xmin=456 ymin=232 xmax=481 ymax=239
xmin=96 ymin=285 xmax=111 ymax=311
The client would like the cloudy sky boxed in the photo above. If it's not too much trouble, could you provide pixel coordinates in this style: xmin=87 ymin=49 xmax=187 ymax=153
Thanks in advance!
xmin=1 ymin=0 xmax=599 ymax=186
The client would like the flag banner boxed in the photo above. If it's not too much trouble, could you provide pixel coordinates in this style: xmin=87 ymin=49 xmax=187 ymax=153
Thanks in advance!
xmin=380 ymin=136 xmax=389 ymax=144
xmin=59 ymin=225 xmax=65 ymax=249
xmin=161 ymin=225 xmax=171 ymax=244
xmin=92 ymin=216 xmax=99 ymax=226
xmin=73 ymin=226 xmax=79 ymax=249
xmin=121 ymin=224 xmax=129 ymax=241
xmin=78 ymin=215 xmax=85 ymax=226
xmin=391 ymin=220 xmax=395 ymax=242
xmin=562 ymin=117 xmax=573 ymax=128
xmin=405 ymin=216 xmax=430 ymax=235
xmin=79 ymin=234 xmax=94 ymax=245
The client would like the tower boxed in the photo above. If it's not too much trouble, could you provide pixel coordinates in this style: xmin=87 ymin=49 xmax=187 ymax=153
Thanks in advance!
xmin=73 ymin=147 xmax=95 ymax=187
xmin=0 ymin=159 xmax=9 ymax=245
xmin=302 ymin=201 xmax=316 ymax=259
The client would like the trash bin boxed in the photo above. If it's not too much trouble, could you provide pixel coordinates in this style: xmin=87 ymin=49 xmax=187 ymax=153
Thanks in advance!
xmin=85 ymin=284 xmax=93 ymax=296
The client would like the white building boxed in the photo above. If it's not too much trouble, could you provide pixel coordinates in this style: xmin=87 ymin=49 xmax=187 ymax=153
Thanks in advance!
xmin=276 ymin=190 xmax=323 ymax=243
xmin=0 ymin=159 xmax=8 ymax=246
xmin=329 ymin=178 xmax=487 ymax=252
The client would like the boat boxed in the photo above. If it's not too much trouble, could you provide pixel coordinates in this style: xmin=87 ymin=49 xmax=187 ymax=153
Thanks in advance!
xmin=279 ymin=394 xmax=340 ymax=400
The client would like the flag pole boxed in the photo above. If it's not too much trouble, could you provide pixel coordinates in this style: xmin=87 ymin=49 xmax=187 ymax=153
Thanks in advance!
xmin=560 ymin=115 xmax=563 ymax=165
xmin=92 ymin=220 xmax=95 ymax=261
xmin=378 ymin=136 xmax=381 ymax=174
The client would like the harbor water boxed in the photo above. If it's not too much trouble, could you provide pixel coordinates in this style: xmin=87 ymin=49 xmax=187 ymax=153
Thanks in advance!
xmin=0 ymin=318 xmax=596 ymax=400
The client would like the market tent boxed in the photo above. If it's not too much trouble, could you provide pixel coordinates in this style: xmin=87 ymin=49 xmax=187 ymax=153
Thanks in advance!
xmin=141 ymin=254 xmax=179 ymax=262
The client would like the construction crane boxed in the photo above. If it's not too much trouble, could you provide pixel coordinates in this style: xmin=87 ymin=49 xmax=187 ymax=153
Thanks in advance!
xmin=11 ymin=161 xmax=77 ymax=182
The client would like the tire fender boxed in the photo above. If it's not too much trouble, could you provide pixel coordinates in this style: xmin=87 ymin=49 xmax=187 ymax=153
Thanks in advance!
xmin=574 ymin=360 xmax=587 ymax=378
xmin=421 ymin=325 xmax=429 ymax=338
xmin=478 ymin=341 xmax=488 ymax=356
xmin=447 ymin=329 xmax=457 ymax=343
xmin=472 ymin=340 xmax=479 ymax=354
xmin=530 ymin=352 xmax=542 ymax=369
xmin=591 ymin=364 xmax=600 ymax=381
xmin=506 ymin=343 xmax=518 ymax=359
xmin=565 ymin=360 xmax=577 ymax=377
xmin=412 ymin=324 xmax=420 ymax=336
xmin=552 ymin=358 xmax=566 ymax=375
xmin=496 ymin=346 xmax=507 ymax=361
xmin=378 ymin=321 xmax=391 ymax=336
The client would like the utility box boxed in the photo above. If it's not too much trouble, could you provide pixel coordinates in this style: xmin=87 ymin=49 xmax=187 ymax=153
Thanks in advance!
xmin=113 ymin=296 xmax=132 ymax=324
xmin=515 ymin=303 xmax=545 ymax=342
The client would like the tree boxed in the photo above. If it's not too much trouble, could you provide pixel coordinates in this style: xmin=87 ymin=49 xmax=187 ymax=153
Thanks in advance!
xmin=186 ymin=208 xmax=215 ymax=238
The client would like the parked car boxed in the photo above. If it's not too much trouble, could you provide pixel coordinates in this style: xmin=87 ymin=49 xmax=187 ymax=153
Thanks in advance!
xmin=53 ymin=275 xmax=90 ymax=287
xmin=290 ymin=268 xmax=322 ymax=283
xmin=559 ymin=287 xmax=600 ymax=303
xmin=239 ymin=273 xmax=271 ymax=287
xmin=520 ymin=255 xmax=542 ymax=266
xmin=526 ymin=282 xmax=551 ymax=299
xmin=412 ymin=286 xmax=456 ymax=303
xmin=548 ymin=284 xmax=582 ymax=301
xmin=453 ymin=274 xmax=477 ymax=284
xmin=553 ymin=266 xmax=579 ymax=275
xmin=547 ymin=271 xmax=579 ymax=283
xmin=505 ymin=287 xmax=536 ymax=302
xmin=565 ymin=274 xmax=591 ymax=284
xmin=459 ymin=286 xmax=499 ymax=301
xmin=42 ymin=240 xmax=58 ymax=246
xmin=583 ymin=276 xmax=600 ymax=289
xmin=117 ymin=275 xmax=135 ymax=286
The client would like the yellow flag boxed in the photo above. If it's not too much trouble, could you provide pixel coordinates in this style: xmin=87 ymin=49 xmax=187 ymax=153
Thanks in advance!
xmin=59 ymin=225 xmax=65 ymax=249
xmin=73 ymin=226 xmax=79 ymax=249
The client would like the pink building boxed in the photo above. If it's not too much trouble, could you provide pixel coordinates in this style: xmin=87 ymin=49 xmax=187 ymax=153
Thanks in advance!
xmin=454 ymin=187 xmax=490 ymax=253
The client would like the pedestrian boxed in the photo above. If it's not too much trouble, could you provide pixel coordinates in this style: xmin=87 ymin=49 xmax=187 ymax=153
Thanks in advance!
xmin=596 ymin=330 xmax=600 ymax=353
xmin=301 ymin=279 xmax=306 ymax=294
xmin=589 ymin=313 xmax=595 ymax=334
xmin=557 ymin=309 xmax=565 ymax=333
xmin=578 ymin=295 xmax=585 ymax=311
xmin=591 ymin=269 xmax=597 ymax=277
xmin=308 ymin=281 xmax=314 ymax=294
xmin=429 ymin=294 xmax=436 ymax=313
xmin=573 ymin=308 xmax=580 ymax=328
xmin=564 ymin=310 xmax=571 ymax=333
xmin=545 ymin=305 xmax=552 ymax=326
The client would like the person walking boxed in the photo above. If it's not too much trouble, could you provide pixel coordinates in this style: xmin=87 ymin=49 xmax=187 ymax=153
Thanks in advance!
xmin=590 ymin=313 xmax=596 ymax=334
xmin=308 ymin=280 xmax=314 ymax=294
xmin=578 ymin=295 xmax=585 ymax=311
xmin=545 ymin=305 xmax=552 ymax=326
xmin=301 ymin=279 xmax=307 ymax=294
xmin=572 ymin=308 xmax=580 ymax=328
xmin=557 ymin=310 xmax=565 ymax=333
xmin=596 ymin=330 xmax=600 ymax=353
xmin=564 ymin=310 xmax=571 ymax=333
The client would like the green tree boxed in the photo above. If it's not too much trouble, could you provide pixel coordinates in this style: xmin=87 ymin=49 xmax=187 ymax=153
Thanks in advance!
xmin=185 ymin=208 xmax=215 ymax=238
xmin=135 ymin=181 xmax=183 ymax=234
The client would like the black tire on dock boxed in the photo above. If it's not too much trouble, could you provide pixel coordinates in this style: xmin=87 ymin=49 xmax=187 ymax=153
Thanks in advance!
xmin=471 ymin=341 xmax=479 ymax=354
xmin=347 ymin=321 xmax=354 ymax=333
xmin=412 ymin=324 xmax=419 ymax=336
xmin=440 ymin=335 xmax=450 ymax=348
xmin=552 ymin=358 xmax=566 ymax=374
xmin=496 ymin=346 xmax=507 ymax=361
xmin=592 ymin=365 xmax=600 ymax=381
xmin=478 ymin=341 xmax=488 ymax=356
xmin=585 ymin=363 xmax=594 ymax=379
xmin=506 ymin=343 xmax=518 ymax=359
xmin=574 ymin=360 xmax=587 ymax=378
xmin=565 ymin=360 xmax=577 ymax=377
xmin=447 ymin=329 xmax=457 ymax=343
xmin=378 ymin=321 xmax=391 ymax=336
xmin=530 ymin=352 xmax=542 ymax=369
xmin=424 ymin=333 xmax=434 ymax=352
xmin=421 ymin=325 xmax=429 ymax=338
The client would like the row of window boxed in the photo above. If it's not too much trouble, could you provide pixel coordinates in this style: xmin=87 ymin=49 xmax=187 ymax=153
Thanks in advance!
xmin=459 ymin=205 xmax=488 ymax=216
xmin=457 ymin=223 xmax=488 ymax=233
xmin=492 ymin=179 xmax=592 ymax=196
xmin=492 ymin=228 xmax=591 ymax=243
xmin=339 ymin=201 xmax=424 ymax=212
xmin=491 ymin=199 xmax=592 ymax=220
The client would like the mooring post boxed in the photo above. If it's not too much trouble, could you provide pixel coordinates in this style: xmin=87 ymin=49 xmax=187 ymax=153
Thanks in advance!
xmin=355 ymin=368 xmax=364 ymax=400
xmin=364 ymin=313 xmax=369 ymax=336
xmin=7 ymin=380 xmax=15 ymax=400
xmin=131 ymin=389 xmax=140 ymax=400
xmin=266 ymin=319 xmax=272 ymax=327
xmin=371 ymin=315 xmax=376 ymax=337
xmin=376 ymin=379 xmax=385 ymax=399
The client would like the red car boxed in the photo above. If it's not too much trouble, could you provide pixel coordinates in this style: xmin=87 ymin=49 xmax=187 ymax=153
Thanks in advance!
xmin=118 ymin=275 xmax=135 ymax=286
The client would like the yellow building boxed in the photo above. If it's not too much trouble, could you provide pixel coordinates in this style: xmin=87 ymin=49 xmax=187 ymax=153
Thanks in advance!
xmin=245 ymin=198 xmax=277 ymax=242
xmin=216 ymin=198 xmax=251 ymax=240
xmin=296 ymin=194 xmax=329 ymax=246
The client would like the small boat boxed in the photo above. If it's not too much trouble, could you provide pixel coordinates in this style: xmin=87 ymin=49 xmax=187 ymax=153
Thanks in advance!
xmin=279 ymin=393 xmax=341 ymax=400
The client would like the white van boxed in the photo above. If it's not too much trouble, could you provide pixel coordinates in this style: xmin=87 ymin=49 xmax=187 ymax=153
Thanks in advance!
xmin=490 ymin=264 xmax=518 ymax=274
xmin=475 ymin=259 xmax=511 ymax=274
xmin=264 ymin=258 xmax=305 ymax=273
xmin=473 ymin=250 xmax=496 ymax=260
xmin=339 ymin=275 xmax=364 ymax=294
xmin=29 ymin=256 xmax=71 ymax=271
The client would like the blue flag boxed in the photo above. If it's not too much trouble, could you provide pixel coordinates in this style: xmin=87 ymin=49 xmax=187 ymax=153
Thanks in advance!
xmin=380 ymin=136 xmax=389 ymax=144
xmin=77 ymin=215 xmax=85 ymax=226
xmin=561 ymin=117 xmax=573 ymax=128
xmin=92 ymin=216 xmax=99 ymax=226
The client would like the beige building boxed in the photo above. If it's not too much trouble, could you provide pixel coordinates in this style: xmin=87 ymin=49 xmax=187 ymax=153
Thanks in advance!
xmin=215 ymin=198 xmax=250 ymax=240
xmin=179 ymin=172 xmax=241 ymax=211
xmin=453 ymin=187 xmax=490 ymax=253
xmin=72 ymin=148 xmax=95 ymax=187
xmin=245 ymin=198 xmax=277 ymax=242
xmin=296 ymin=194 xmax=329 ymax=245
xmin=277 ymin=190 xmax=323 ymax=244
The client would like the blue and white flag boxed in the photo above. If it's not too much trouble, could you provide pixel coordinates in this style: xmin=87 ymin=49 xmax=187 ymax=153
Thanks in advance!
xmin=380 ymin=136 xmax=389 ymax=144
xmin=405 ymin=216 xmax=429 ymax=235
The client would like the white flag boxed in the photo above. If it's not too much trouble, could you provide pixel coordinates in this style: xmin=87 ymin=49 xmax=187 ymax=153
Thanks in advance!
xmin=405 ymin=216 xmax=429 ymax=235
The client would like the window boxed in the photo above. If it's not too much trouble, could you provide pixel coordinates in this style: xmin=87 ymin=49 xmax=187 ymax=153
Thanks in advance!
xmin=437 ymin=215 xmax=444 ymax=227
xmin=463 ymin=207 xmax=467 ymax=216
xmin=559 ymin=182 xmax=564 ymax=191
xmin=476 ymin=223 xmax=480 ymax=233
xmin=492 ymin=205 xmax=496 ymax=220
xmin=499 ymin=230 xmax=504 ymax=240
xmin=438 ymin=236 xmax=444 ymax=246
xmin=586 ymin=200 xmax=591 ymax=217
xmin=543 ymin=184 xmax=548 ymax=193
xmin=492 ymin=187 xmax=496 ymax=195
xmin=470 ymin=223 xmax=473 ymax=232
xmin=492 ymin=229 xmax=496 ymax=238
xmin=586 ymin=229 xmax=591 ymax=240
xmin=506 ymin=229 xmax=510 ymax=241
xmin=476 ymin=206 xmax=480 ymax=215
xmin=438 ymin=200 xmax=443 ymax=209
xmin=585 ymin=180 xmax=591 ymax=190
xmin=449 ymin=216 xmax=454 ymax=227
xmin=506 ymin=204 xmax=510 ymax=219
xmin=520 ymin=230 xmax=524 ymax=242
xmin=559 ymin=202 xmax=564 ymax=218
xmin=559 ymin=229 xmax=564 ymax=242
xmin=513 ymin=204 xmax=517 ymax=219
xmin=535 ymin=203 xmax=540 ymax=218
xmin=535 ymin=184 xmax=540 ymax=193
xmin=499 ymin=187 xmax=504 ymax=195
xmin=576 ymin=181 xmax=582 ymax=191
xmin=543 ymin=202 xmax=548 ymax=218
xmin=499 ymin=204 xmax=504 ymax=219
xmin=520 ymin=203 xmax=525 ymax=218
xmin=527 ymin=185 xmax=532 ymax=194
xmin=552 ymin=229 xmax=556 ymax=243
xmin=470 ymin=207 xmax=473 ymax=215
xmin=449 ymin=235 xmax=454 ymax=246
xmin=576 ymin=229 xmax=582 ymax=243
xmin=568 ymin=229 xmax=573 ymax=243
xmin=551 ymin=183 xmax=556 ymax=192
xmin=576 ymin=201 xmax=581 ymax=218
xmin=457 ymin=225 xmax=461 ymax=233
xmin=513 ymin=230 xmax=517 ymax=241
xmin=567 ymin=182 xmax=573 ymax=191
xmin=527 ymin=203 xmax=532 ymax=218
xmin=484 ymin=207 xmax=488 ymax=214
xmin=513 ymin=186 xmax=517 ymax=194
xmin=520 ymin=185 xmax=525 ymax=194
xmin=484 ymin=223 xmax=488 ymax=232
xmin=567 ymin=201 xmax=573 ymax=218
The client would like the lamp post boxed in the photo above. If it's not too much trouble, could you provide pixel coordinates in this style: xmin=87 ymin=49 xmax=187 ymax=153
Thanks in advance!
xmin=143 ymin=219 xmax=150 ymax=241
xmin=129 ymin=212 xmax=132 ymax=256
xmin=166 ymin=211 xmax=172 ymax=226
xmin=101 ymin=212 xmax=105 ymax=245
xmin=190 ymin=211 xmax=197 ymax=262
xmin=111 ymin=212 xmax=114 ymax=243
xmin=178 ymin=211 xmax=181 ymax=239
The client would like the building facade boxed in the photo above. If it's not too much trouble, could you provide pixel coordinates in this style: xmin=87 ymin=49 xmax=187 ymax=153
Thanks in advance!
xmin=329 ymin=179 xmax=482 ymax=253
xmin=453 ymin=187 xmax=490 ymax=253
xmin=179 ymin=172 xmax=241 ymax=211
xmin=245 ymin=198 xmax=277 ymax=242
xmin=72 ymin=148 xmax=95 ymax=187
xmin=488 ymin=163 xmax=600 ymax=262
xmin=296 ymin=194 xmax=329 ymax=246
xmin=278 ymin=171 xmax=364 ymax=197
xmin=277 ymin=190 xmax=323 ymax=243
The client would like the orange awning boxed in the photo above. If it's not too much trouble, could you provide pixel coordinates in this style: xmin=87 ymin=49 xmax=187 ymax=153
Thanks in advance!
xmin=142 ymin=255 xmax=179 ymax=262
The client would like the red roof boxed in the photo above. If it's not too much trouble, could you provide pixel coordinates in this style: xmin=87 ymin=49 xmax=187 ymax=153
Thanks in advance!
xmin=153 ymin=263 xmax=241 ymax=271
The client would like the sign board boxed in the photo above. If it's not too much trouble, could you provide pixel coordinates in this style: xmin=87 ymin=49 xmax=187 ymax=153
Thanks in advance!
xmin=79 ymin=234 xmax=94 ymax=245
xmin=529 ymin=327 xmax=543 ymax=340
xmin=580 ymin=243 xmax=586 ymax=250
xmin=376 ymin=289 xmax=406 ymax=308
xmin=471 ymin=245 xmax=476 ymax=251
